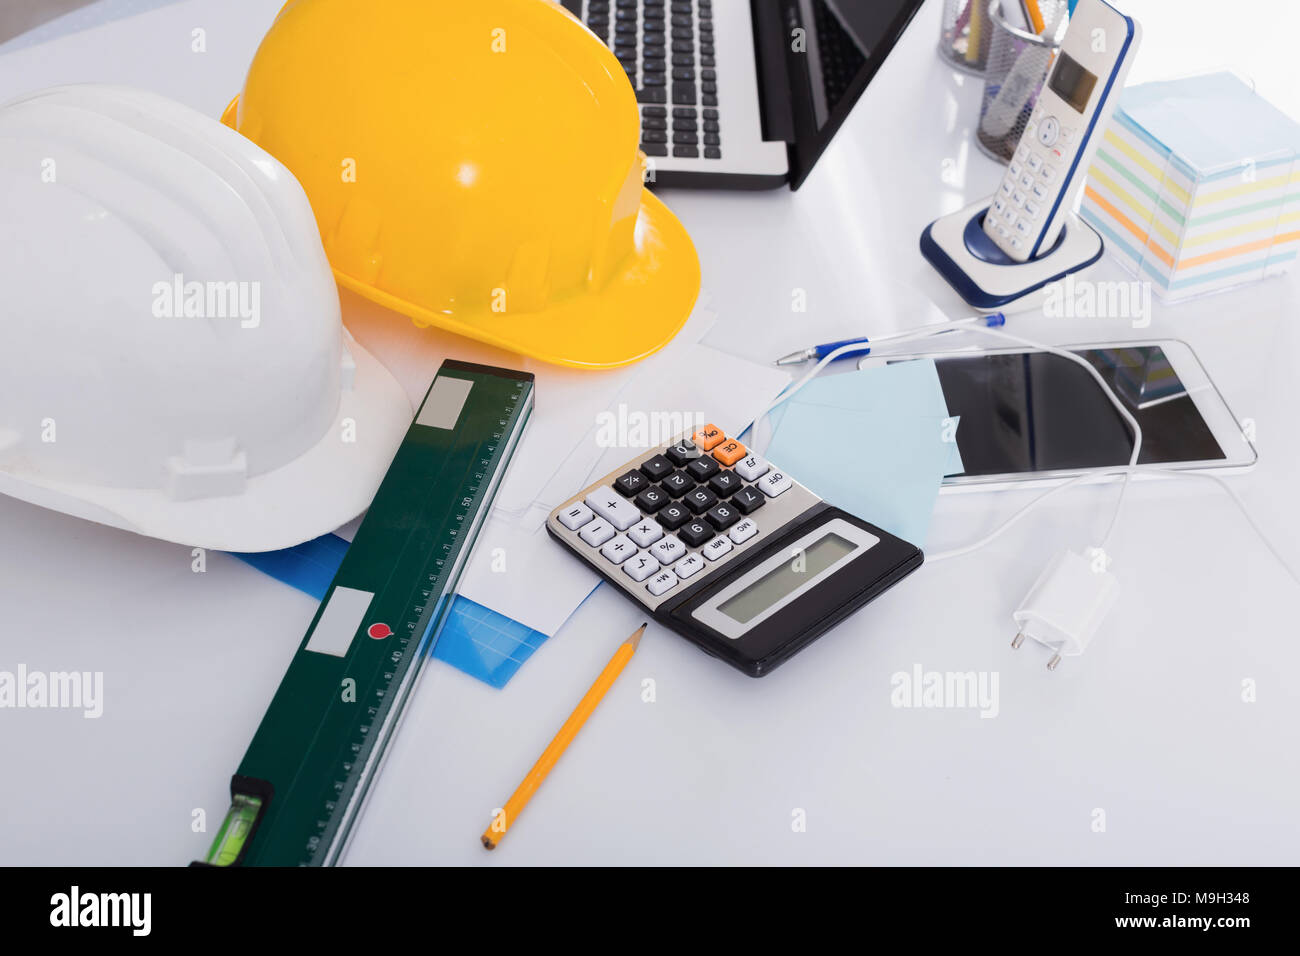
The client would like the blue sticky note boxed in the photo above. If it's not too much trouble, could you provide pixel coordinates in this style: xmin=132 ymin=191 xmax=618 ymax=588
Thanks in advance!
xmin=762 ymin=359 xmax=961 ymax=546
xmin=229 ymin=534 xmax=552 ymax=689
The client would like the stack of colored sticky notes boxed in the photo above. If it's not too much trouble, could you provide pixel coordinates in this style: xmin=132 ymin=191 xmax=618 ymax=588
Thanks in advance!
xmin=1081 ymin=72 xmax=1300 ymax=301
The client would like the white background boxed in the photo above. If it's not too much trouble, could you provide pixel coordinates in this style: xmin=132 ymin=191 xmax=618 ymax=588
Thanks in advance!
xmin=1 ymin=0 xmax=1298 ymax=865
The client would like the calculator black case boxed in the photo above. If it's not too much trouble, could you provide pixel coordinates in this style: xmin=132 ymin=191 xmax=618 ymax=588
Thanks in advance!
xmin=548 ymin=502 xmax=922 ymax=677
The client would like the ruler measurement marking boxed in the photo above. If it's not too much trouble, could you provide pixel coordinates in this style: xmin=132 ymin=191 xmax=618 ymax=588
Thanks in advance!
xmin=297 ymin=390 xmax=524 ymax=864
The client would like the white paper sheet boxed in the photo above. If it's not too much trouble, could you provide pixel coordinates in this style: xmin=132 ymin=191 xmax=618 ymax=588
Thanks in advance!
xmin=458 ymin=339 xmax=792 ymax=636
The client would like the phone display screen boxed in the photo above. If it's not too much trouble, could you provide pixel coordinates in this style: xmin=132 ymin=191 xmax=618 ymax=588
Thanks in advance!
xmin=919 ymin=346 xmax=1227 ymax=476
xmin=1048 ymin=52 xmax=1098 ymax=114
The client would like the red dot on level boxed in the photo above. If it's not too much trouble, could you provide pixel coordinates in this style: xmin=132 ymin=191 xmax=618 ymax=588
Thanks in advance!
xmin=367 ymin=623 xmax=393 ymax=640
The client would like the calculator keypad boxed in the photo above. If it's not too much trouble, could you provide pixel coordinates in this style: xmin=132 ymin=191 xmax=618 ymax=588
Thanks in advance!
xmin=552 ymin=425 xmax=819 ymax=606
xmin=686 ymin=456 xmax=720 ymax=481
xmin=623 ymin=553 xmax=658 ymax=582
xmin=628 ymin=519 xmax=664 ymax=548
xmin=578 ymin=518 xmax=616 ymax=547
xmin=585 ymin=486 xmax=642 ymax=531
xmin=600 ymin=534 xmax=636 ymax=564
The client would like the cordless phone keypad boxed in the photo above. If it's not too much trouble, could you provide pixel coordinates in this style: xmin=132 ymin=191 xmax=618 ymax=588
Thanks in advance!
xmin=987 ymin=102 xmax=1075 ymax=255
xmin=557 ymin=424 xmax=796 ymax=601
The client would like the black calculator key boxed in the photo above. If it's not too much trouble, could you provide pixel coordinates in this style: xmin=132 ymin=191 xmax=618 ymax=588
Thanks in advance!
xmin=705 ymin=502 xmax=740 ymax=530
xmin=661 ymin=469 xmax=694 ymax=495
xmin=665 ymin=439 xmax=701 ymax=466
xmin=686 ymin=455 xmax=720 ymax=481
xmin=708 ymin=471 xmax=741 ymax=497
xmin=656 ymin=502 xmax=690 ymax=530
xmin=684 ymin=487 xmax=718 ymax=514
xmin=615 ymin=470 xmax=648 ymax=497
xmin=634 ymin=486 xmax=670 ymax=514
xmin=732 ymin=485 xmax=766 ymax=514
xmin=639 ymin=454 xmax=674 ymax=482
xmin=643 ymin=144 xmax=669 ymax=157
xmin=678 ymin=520 xmax=714 ymax=548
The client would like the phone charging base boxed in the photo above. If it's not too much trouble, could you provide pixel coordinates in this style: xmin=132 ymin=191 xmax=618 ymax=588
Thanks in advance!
xmin=920 ymin=200 xmax=1104 ymax=314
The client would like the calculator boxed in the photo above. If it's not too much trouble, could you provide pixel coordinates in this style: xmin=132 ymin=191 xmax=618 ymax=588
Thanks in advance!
xmin=546 ymin=424 xmax=924 ymax=677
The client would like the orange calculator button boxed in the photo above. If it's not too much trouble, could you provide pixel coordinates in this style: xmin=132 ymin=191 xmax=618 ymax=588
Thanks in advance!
xmin=712 ymin=439 xmax=746 ymax=466
xmin=692 ymin=424 xmax=725 ymax=451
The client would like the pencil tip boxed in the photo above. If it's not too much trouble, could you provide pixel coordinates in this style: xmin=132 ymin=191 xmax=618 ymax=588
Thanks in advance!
xmin=628 ymin=622 xmax=647 ymax=650
xmin=482 ymin=836 xmax=496 ymax=850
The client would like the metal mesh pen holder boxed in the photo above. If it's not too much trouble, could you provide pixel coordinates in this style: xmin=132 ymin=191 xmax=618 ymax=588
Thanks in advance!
xmin=938 ymin=0 xmax=990 ymax=74
xmin=975 ymin=0 xmax=1067 ymax=163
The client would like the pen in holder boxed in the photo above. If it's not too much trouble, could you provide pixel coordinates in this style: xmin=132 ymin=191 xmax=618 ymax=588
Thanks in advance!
xmin=976 ymin=0 xmax=1068 ymax=163
xmin=939 ymin=0 xmax=991 ymax=74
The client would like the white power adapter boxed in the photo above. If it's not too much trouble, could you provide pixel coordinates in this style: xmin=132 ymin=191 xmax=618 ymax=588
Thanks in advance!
xmin=1011 ymin=549 xmax=1119 ymax=670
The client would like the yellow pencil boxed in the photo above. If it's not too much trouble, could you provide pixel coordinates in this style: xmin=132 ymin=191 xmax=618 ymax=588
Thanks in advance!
xmin=481 ymin=622 xmax=646 ymax=850
xmin=1022 ymin=0 xmax=1046 ymax=35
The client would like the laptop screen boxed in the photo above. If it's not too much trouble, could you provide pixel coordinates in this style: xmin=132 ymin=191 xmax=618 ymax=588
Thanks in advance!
xmin=788 ymin=0 xmax=925 ymax=187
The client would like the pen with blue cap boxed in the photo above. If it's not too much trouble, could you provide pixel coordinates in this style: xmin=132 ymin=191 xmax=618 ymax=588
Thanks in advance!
xmin=774 ymin=336 xmax=873 ymax=366
xmin=774 ymin=314 xmax=1007 ymax=366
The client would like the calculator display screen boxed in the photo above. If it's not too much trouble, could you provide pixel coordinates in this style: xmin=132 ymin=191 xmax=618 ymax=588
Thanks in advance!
xmin=717 ymin=533 xmax=856 ymax=625
xmin=1048 ymin=52 xmax=1098 ymax=114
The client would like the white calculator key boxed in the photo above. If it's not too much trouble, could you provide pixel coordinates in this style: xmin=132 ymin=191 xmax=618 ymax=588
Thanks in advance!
xmin=673 ymin=553 xmax=705 ymax=580
xmin=583 ymin=485 xmax=640 ymax=531
xmin=578 ymin=518 xmax=615 ymax=547
xmin=650 ymin=534 xmax=685 ymax=565
xmin=600 ymin=534 xmax=636 ymax=564
xmin=992 ymin=196 xmax=1007 ymax=216
xmin=1012 ymin=190 xmax=1026 ymax=207
xmin=733 ymin=454 xmax=769 ymax=482
xmin=622 ymin=552 xmax=658 ymax=582
xmin=1024 ymin=199 xmax=1040 ymax=217
xmin=1031 ymin=182 xmax=1049 ymax=201
xmin=558 ymin=502 xmax=594 ymax=531
xmin=646 ymin=570 xmax=678 ymax=597
xmin=703 ymin=536 xmax=734 ymax=561
xmin=1008 ymin=161 xmax=1022 ymax=179
xmin=1039 ymin=164 xmax=1057 ymax=183
xmin=729 ymin=518 xmax=758 ymax=545
xmin=999 ymin=179 xmax=1014 ymax=197
xmin=759 ymin=470 xmax=792 ymax=497
xmin=628 ymin=519 xmax=663 ymax=548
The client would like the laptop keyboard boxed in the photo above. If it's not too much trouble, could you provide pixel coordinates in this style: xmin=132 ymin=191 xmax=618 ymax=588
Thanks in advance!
xmin=575 ymin=0 xmax=722 ymax=161
xmin=812 ymin=0 xmax=867 ymax=109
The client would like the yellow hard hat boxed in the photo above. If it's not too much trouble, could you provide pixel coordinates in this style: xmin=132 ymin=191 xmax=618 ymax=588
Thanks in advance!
xmin=222 ymin=0 xmax=700 ymax=369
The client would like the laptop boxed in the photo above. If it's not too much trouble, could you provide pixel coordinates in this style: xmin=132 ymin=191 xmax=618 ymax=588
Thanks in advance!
xmin=561 ymin=0 xmax=926 ymax=189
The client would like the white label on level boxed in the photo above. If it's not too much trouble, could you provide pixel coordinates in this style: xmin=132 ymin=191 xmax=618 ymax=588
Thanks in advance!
xmin=415 ymin=376 xmax=474 ymax=430
xmin=304 ymin=586 xmax=375 ymax=657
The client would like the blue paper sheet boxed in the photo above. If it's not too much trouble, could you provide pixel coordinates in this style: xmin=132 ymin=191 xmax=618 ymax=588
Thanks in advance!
xmin=230 ymin=535 xmax=550 ymax=688
xmin=760 ymin=359 xmax=962 ymax=546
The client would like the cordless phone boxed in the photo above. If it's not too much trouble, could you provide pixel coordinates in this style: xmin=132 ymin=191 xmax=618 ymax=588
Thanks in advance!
xmin=983 ymin=0 xmax=1141 ymax=261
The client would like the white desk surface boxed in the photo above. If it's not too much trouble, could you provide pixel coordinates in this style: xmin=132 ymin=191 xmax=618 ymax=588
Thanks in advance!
xmin=2 ymin=0 xmax=1298 ymax=866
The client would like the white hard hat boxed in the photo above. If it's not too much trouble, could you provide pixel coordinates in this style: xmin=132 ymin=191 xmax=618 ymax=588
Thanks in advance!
xmin=0 ymin=85 xmax=412 ymax=552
